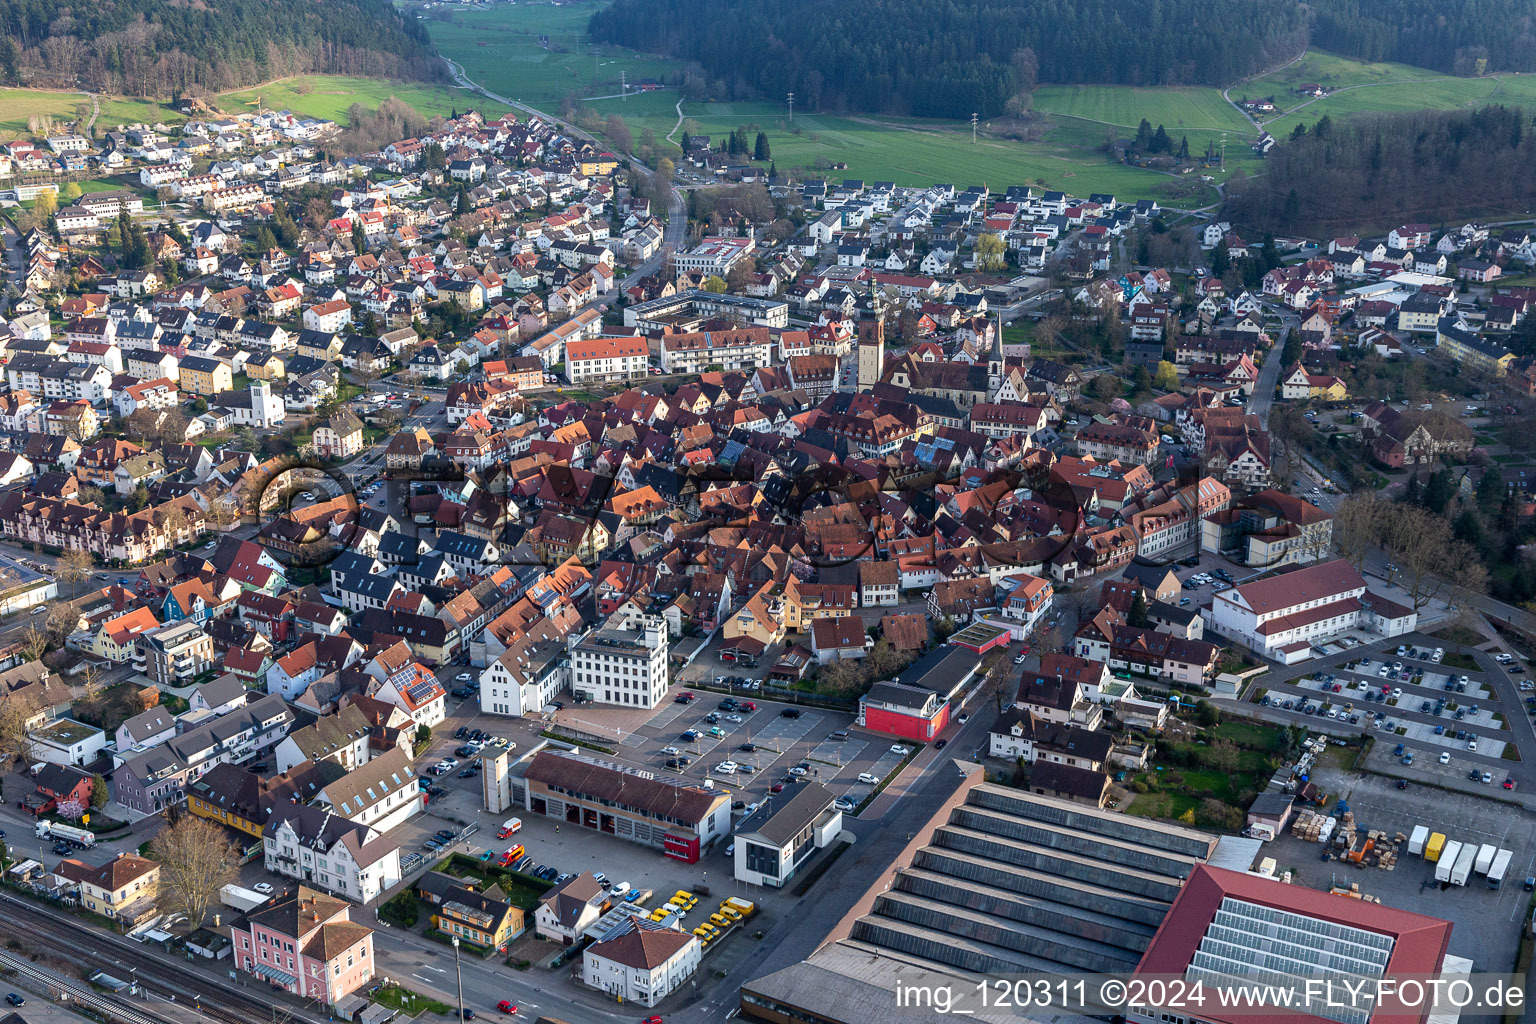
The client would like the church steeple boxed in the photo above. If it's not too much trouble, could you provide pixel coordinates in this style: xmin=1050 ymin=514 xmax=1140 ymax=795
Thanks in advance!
xmin=987 ymin=310 xmax=1005 ymax=393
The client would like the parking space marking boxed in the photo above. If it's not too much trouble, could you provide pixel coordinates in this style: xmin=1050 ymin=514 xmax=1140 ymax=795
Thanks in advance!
xmin=646 ymin=702 xmax=693 ymax=731
xmin=807 ymin=737 xmax=866 ymax=767
xmin=748 ymin=714 xmax=824 ymax=751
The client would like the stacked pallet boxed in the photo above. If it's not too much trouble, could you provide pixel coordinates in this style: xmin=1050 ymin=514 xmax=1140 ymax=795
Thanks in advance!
xmin=1291 ymin=809 xmax=1326 ymax=841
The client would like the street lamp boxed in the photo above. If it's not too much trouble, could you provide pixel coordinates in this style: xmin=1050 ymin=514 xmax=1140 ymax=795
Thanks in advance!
xmin=452 ymin=936 xmax=464 ymax=1022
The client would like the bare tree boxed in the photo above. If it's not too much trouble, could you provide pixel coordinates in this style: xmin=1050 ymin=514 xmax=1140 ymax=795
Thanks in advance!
xmin=149 ymin=815 xmax=240 ymax=929
xmin=19 ymin=625 xmax=49 ymax=663
xmin=1332 ymin=492 xmax=1386 ymax=569
xmin=55 ymin=548 xmax=95 ymax=598
xmin=0 ymin=693 xmax=40 ymax=768
xmin=78 ymin=661 xmax=106 ymax=703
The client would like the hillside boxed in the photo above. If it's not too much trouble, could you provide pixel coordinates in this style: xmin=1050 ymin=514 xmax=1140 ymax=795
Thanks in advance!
xmin=0 ymin=0 xmax=441 ymax=97
xmin=1222 ymin=105 xmax=1536 ymax=233
xmin=587 ymin=0 xmax=1310 ymax=118
xmin=1312 ymin=0 xmax=1536 ymax=75
xmin=589 ymin=0 xmax=1536 ymax=119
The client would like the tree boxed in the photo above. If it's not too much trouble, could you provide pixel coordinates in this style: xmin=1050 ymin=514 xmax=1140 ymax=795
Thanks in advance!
xmin=1153 ymin=360 xmax=1181 ymax=390
xmin=975 ymin=232 xmax=1007 ymax=273
xmin=33 ymin=190 xmax=56 ymax=222
xmin=416 ymin=724 xmax=432 ymax=746
xmin=0 ymin=692 xmax=40 ymax=769
xmin=19 ymin=625 xmax=49 ymax=663
xmin=1134 ymin=118 xmax=1153 ymax=150
xmin=1128 ymin=588 xmax=1150 ymax=628
xmin=91 ymin=774 xmax=109 ymax=809
xmin=1210 ymin=242 xmax=1230 ymax=276
xmin=604 ymin=114 xmax=633 ymax=153
xmin=754 ymin=132 xmax=771 ymax=162
xmin=150 ymin=815 xmax=239 ymax=928
xmin=56 ymin=796 xmax=86 ymax=821
xmin=55 ymin=548 xmax=95 ymax=597
xmin=1087 ymin=373 xmax=1123 ymax=402
xmin=703 ymin=275 xmax=728 ymax=293
xmin=351 ymin=220 xmax=367 ymax=253
xmin=79 ymin=662 xmax=106 ymax=704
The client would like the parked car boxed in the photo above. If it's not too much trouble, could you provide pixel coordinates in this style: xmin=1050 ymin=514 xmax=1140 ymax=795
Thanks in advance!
xmin=857 ymin=772 xmax=880 ymax=784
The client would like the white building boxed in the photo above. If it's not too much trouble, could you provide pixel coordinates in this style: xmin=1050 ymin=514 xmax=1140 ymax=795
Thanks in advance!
xmin=313 ymin=747 xmax=423 ymax=834
xmin=582 ymin=919 xmax=701 ymax=1007
xmin=479 ymin=642 xmax=567 ymax=718
xmin=1208 ymin=558 xmax=1416 ymax=664
xmin=658 ymin=326 xmax=774 ymax=375
xmin=568 ymin=617 xmax=669 ymax=709
xmin=565 ymin=336 xmax=649 ymax=384
xmin=262 ymin=805 xmax=402 ymax=904
xmin=732 ymin=782 xmax=843 ymax=889
xmin=671 ymin=236 xmax=754 ymax=277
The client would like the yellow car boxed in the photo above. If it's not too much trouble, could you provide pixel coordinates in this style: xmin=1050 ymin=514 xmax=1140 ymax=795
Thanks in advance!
xmin=720 ymin=906 xmax=742 ymax=922
xmin=709 ymin=912 xmax=729 ymax=928
xmin=692 ymin=926 xmax=712 ymax=939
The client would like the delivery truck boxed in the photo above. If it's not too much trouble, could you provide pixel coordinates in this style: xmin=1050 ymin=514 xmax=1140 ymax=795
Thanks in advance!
xmin=1475 ymin=843 xmax=1498 ymax=874
xmin=1425 ymin=832 xmax=1447 ymax=862
xmin=1435 ymin=841 xmax=1462 ymax=882
xmin=1408 ymin=825 xmax=1429 ymax=856
xmin=1487 ymin=849 xmax=1514 ymax=889
xmin=1450 ymin=843 xmax=1477 ymax=886
xmin=34 ymin=821 xmax=96 ymax=848
xmin=724 ymin=897 xmax=756 ymax=918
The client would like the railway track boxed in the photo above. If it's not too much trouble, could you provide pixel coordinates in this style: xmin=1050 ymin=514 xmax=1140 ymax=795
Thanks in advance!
xmin=0 ymin=890 xmax=328 ymax=1024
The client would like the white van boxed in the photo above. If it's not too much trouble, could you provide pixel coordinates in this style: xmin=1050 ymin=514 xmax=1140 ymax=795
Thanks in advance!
xmin=497 ymin=818 xmax=522 ymax=839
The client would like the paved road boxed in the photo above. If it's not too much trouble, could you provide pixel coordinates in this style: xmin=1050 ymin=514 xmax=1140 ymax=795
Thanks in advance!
xmin=1249 ymin=307 xmax=1296 ymax=428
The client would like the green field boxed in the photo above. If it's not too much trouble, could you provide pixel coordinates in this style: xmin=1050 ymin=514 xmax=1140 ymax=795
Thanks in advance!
xmin=216 ymin=75 xmax=507 ymax=124
xmin=0 ymin=89 xmax=93 ymax=135
xmin=1246 ymin=48 xmax=1536 ymax=137
xmin=1032 ymin=84 xmax=1254 ymax=135
xmin=591 ymin=95 xmax=1220 ymax=201
xmin=423 ymin=2 xmax=681 ymax=110
xmin=419 ymin=2 xmax=1224 ymax=202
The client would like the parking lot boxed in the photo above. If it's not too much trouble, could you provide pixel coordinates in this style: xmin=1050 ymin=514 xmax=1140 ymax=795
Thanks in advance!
xmin=1251 ymin=633 xmax=1535 ymax=781
xmin=1275 ymin=770 xmax=1536 ymax=974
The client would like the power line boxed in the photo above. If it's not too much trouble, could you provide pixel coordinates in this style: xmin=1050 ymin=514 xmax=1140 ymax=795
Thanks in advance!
xmin=787 ymin=92 xmax=794 ymax=123
xmin=971 ymin=112 xmax=978 ymax=143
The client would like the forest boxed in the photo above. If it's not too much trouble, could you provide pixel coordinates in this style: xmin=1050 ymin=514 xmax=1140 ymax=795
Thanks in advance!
xmin=588 ymin=0 xmax=1310 ymax=118
xmin=1311 ymin=0 xmax=1536 ymax=75
xmin=589 ymin=0 xmax=1536 ymax=119
xmin=1222 ymin=105 xmax=1536 ymax=233
xmin=0 ymin=0 xmax=442 ymax=97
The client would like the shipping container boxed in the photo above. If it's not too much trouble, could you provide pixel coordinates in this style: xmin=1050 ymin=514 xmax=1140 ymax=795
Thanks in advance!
xmin=1450 ymin=843 xmax=1477 ymax=886
xmin=1435 ymin=841 xmax=1462 ymax=881
xmin=1475 ymin=843 xmax=1498 ymax=874
xmin=1425 ymin=832 xmax=1447 ymax=862
xmin=1488 ymin=849 xmax=1513 ymax=889
xmin=1408 ymin=825 xmax=1429 ymax=856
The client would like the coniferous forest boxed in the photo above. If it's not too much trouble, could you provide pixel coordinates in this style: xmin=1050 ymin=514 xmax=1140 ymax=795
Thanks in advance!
xmin=0 ymin=0 xmax=442 ymax=96
xmin=1222 ymin=105 xmax=1536 ymax=233
xmin=589 ymin=0 xmax=1536 ymax=119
